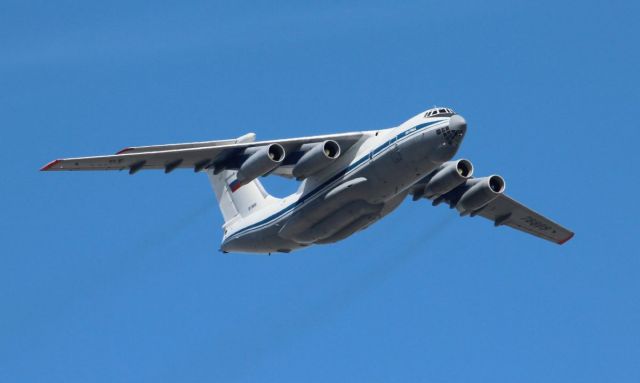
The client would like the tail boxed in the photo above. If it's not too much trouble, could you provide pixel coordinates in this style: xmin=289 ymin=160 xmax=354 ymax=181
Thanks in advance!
xmin=206 ymin=168 xmax=276 ymax=224
xmin=205 ymin=132 xmax=278 ymax=224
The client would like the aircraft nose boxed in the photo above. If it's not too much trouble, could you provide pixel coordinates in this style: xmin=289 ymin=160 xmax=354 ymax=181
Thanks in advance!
xmin=449 ymin=114 xmax=467 ymax=136
xmin=430 ymin=114 xmax=467 ymax=162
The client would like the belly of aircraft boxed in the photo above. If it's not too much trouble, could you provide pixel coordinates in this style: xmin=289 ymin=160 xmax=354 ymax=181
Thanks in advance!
xmin=286 ymin=199 xmax=383 ymax=244
xmin=277 ymin=164 xmax=416 ymax=246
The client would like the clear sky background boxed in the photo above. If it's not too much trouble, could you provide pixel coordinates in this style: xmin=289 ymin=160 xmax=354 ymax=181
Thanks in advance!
xmin=2 ymin=1 xmax=639 ymax=382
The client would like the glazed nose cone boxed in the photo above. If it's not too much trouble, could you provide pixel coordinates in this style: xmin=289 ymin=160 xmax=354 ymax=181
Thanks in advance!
xmin=449 ymin=114 xmax=467 ymax=136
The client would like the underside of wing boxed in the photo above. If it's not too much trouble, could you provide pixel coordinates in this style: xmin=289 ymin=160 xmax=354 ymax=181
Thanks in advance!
xmin=411 ymin=159 xmax=574 ymax=245
xmin=474 ymin=195 xmax=574 ymax=244
xmin=41 ymin=145 xmax=232 ymax=173
xmin=41 ymin=131 xmax=368 ymax=176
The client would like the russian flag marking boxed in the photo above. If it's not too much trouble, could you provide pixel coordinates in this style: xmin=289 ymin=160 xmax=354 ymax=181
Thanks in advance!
xmin=229 ymin=179 xmax=243 ymax=192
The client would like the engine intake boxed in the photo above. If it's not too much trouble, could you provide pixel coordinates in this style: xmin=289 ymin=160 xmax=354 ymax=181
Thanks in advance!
xmin=292 ymin=140 xmax=341 ymax=179
xmin=456 ymin=175 xmax=505 ymax=213
xmin=424 ymin=159 xmax=474 ymax=197
xmin=236 ymin=144 xmax=285 ymax=184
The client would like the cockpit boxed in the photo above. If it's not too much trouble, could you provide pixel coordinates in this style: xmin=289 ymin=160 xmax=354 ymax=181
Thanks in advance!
xmin=424 ymin=107 xmax=455 ymax=118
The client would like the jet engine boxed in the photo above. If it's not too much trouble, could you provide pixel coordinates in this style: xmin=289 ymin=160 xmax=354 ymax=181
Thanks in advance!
xmin=456 ymin=175 xmax=505 ymax=213
xmin=292 ymin=140 xmax=341 ymax=179
xmin=236 ymin=144 xmax=286 ymax=184
xmin=424 ymin=159 xmax=473 ymax=197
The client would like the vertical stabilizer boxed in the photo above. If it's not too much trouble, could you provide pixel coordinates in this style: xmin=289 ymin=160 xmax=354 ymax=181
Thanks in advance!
xmin=205 ymin=132 xmax=277 ymax=224
xmin=207 ymin=169 xmax=273 ymax=223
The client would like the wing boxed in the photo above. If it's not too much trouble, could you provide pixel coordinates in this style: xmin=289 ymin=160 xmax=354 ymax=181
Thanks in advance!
xmin=474 ymin=194 xmax=574 ymax=244
xmin=41 ymin=131 xmax=368 ymax=175
xmin=411 ymin=162 xmax=574 ymax=245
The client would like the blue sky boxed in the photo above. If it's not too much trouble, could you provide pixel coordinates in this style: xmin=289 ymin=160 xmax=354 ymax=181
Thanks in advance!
xmin=2 ymin=0 xmax=639 ymax=381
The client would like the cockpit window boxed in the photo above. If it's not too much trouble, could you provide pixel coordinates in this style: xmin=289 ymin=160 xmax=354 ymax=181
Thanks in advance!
xmin=424 ymin=107 xmax=455 ymax=118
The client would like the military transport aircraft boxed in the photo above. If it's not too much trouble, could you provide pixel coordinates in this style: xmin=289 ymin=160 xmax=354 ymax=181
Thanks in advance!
xmin=41 ymin=107 xmax=573 ymax=253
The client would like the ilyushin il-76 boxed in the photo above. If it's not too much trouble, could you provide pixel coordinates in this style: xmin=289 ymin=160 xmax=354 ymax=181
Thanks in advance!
xmin=42 ymin=107 xmax=574 ymax=253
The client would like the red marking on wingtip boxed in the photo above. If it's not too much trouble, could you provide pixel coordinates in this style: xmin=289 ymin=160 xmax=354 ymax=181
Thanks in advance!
xmin=40 ymin=159 xmax=61 ymax=171
xmin=116 ymin=147 xmax=133 ymax=154
xmin=558 ymin=232 xmax=574 ymax=245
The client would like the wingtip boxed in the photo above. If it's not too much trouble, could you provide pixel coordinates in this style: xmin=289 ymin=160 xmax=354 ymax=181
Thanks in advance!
xmin=116 ymin=147 xmax=133 ymax=154
xmin=40 ymin=159 xmax=61 ymax=171
xmin=558 ymin=232 xmax=575 ymax=245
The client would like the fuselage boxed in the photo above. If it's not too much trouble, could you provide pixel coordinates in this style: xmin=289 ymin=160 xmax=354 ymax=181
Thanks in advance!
xmin=221 ymin=110 xmax=467 ymax=253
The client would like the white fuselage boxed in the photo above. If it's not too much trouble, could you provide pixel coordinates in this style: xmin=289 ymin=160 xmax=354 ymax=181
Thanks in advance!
xmin=221 ymin=112 xmax=466 ymax=254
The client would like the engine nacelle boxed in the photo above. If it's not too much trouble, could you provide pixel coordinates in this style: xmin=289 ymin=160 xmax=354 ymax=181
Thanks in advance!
xmin=292 ymin=140 xmax=341 ymax=179
xmin=236 ymin=144 xmax=285 ymax=184
xmin=456 ymin=175 xmax=506 ymax=213
xmin=424 ymin=159 xmax=473 ymax=197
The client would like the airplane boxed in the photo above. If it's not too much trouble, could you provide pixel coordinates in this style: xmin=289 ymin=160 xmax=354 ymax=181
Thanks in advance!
xmin=41 ymin=107 xmax=574 ymax=254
